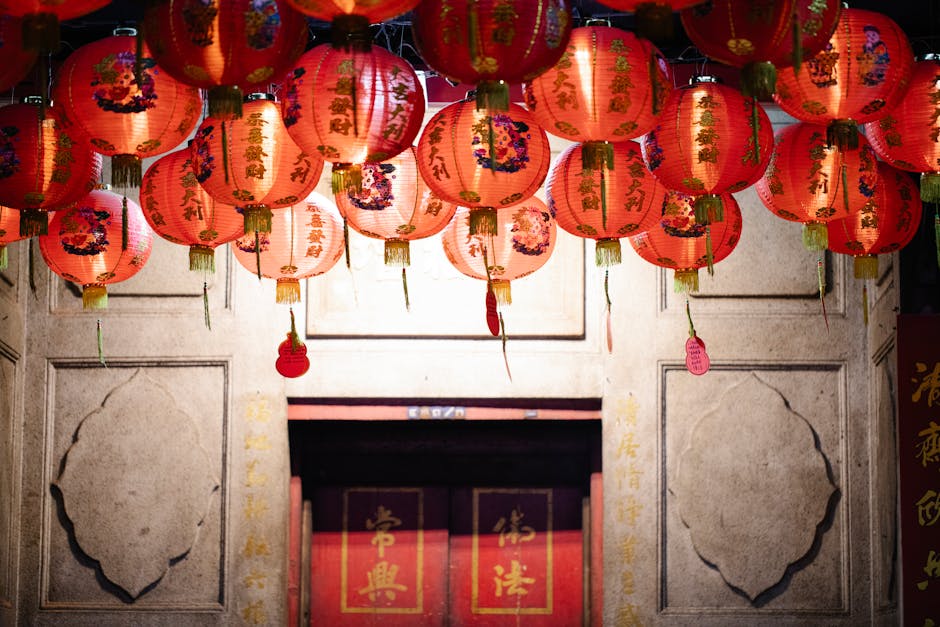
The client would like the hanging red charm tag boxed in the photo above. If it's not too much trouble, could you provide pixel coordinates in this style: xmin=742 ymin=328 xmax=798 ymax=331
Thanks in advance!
xmin=276 ymin=333 xmax=310 ymax=378
xmin=685 ymin=335 xmax=710 ymax=376
xmin=485 ymin=287 xmax=499 ymax=337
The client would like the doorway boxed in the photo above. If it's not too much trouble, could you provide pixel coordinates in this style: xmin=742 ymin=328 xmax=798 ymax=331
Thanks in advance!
xmin=288 ymin=416 xmax=602 ymax=626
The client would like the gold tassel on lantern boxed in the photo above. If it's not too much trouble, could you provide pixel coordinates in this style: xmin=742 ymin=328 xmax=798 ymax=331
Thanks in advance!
xmin=922 ymin=172 xmax=940 ymax=203
xmin=331 ymin=163 xmax=363 ymax=195
xmin=207 ymin=85 xmax=243 ymax=119
xmin=674 ymin=269 xmax=699 ymax=293
xmin=21 ymin=13 xmax=59 ymax=53
xmin=854 ymin=254 xmax=879 ymax=280
xmin=581 ymin=141 xmax=615 ymax=171
xmin=112 ymin=154 xmax=143 ymax=189
xmin=827 ymin=119 xmax=859 ymax=151
xmin=244 ymin=204 xmax=272 ymax=234
xmin=189 ymin=245 xmax=215 ymax=273
xmin=276 ymin=278 xmax=301 ymax=304
xmin=694 ymin=194 xmax=724 ymax=225
xmin=490 ymin=278 xmax=512 ymax=305
xmin=802 ymin=222 xmax=828 ymax=251
xmin=384 ymin=239 xmax=411 ymax=266
xmin=595 ymin=238 xmax=622 ymax=267
xmin=468 ymin=207 xmax=498 ymax=237
xmin=19 ymin=208 xmax=48 ymax=237
xmin=82 ymin=284 xmax=108 ymax=310
xmin=0 ymin=245 xmax=6 ymax=272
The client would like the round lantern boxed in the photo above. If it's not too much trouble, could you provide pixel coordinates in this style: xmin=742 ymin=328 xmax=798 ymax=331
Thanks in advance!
xmin=0 ymin=15 xmax=38 ymax=92
xmin=629 ymin=189 xmax=743 ymax=292
xmin=0 ymin=99 xmax=102 ymax=236
xmin=773 ymin=7 xmax=914 ymax=151
xmin=38 ymin=187 xmax=153 ymax=309
xmin=828 ymin=162 xmax=922 ymax=279
xmin=594 ymin=1 xmax=704 ymax=41
xmin=679 ymin=0 xmax=841 ymax=100
xmin=416 ymin=98 xmax=551 ymax=237
xmin=335 ymin=147 xmax=457 ymax=267
xmin=524 ymin=25 xmax=673 ymax=146
xmin=191 ymin=93 xmax=324 ymax=235
xmin=231 ymin=191 xmax=345 ymax=304
xmin=412 ymin=0 xmax=573 ymax=110
xmin=864 ymin=55 xmax=940 ymax=202
xmin=546 ymin=140 xmax=667 ymax=266
xmin=53 ymin=28 xmax=204 ymax=188
xmin=441 ymin=197 xmax=557 ymax=306
xmin=756 ymin=121 xmax=880 ymax=250
xmin=285 ymin=0 xmax=419 ymax=49
xmin=143 ymin=0 xmax=308 ymax=118
xmin=640 ymin=76 xmax=774 ymax=224
xmin=0 ymin=0 xmax=109 ymax=52
xmin=140 ymin=147 xmax=244 ymax=273
xmin=281 ymin=43 xmax=425 ymax=194
xmin=0 ymin=205 xmax=26 ymax=271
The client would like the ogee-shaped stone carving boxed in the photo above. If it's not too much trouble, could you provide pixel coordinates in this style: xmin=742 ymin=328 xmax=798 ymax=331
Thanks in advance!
xmin=674 ymin=373 xmax=836 ymax=600
xmin=55 ymin=370 xmax=219 ymax=599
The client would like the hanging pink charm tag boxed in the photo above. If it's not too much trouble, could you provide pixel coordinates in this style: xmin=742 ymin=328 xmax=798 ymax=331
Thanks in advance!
xmin=685 ymin=335 xmax=710 ymax=376
xmin=276 ymin=334 xmax=310 ymax=378
xmin=485 ymin=288 xmax=500 ymax=337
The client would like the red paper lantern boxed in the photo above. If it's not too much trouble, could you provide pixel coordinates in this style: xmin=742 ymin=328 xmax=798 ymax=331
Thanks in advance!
xmin=38 ymin=187 xmax=153 ymax=309
xmin=756 ymin=121 xmax=880 ymax=250
xmin=416 ymin=98 xmax=551 ymax=236
xmin=773 ymin=7 xmax=914 ymax=151
xmin=524 ymin=25 xmax=673 ymax=144
xmin=284 ymin=0 xmax=419 ymax=48
xmin=412 ymin=0 xmax=573 ymax=110
xmin=140 ymin=147 xmax=244 ymax=273
xmin=679 ymin=0 xmax=841 ymax=99
xmin=828 ymin=161 xmax=922 ymax=279
xmin=594 ymin=1 xmax=704 ymax=41
xmin=143 ymin=0 xmax=308 ymax=118
xmin=281 ymin=43 xmax=425 ymax=194
xmin=441 ymin=197 xmax=557 ymax=305
xmin=546 ymin=140 xmax=667 ymax=266
xmin=0 ymin=100 xmax=102 ymax=236
xmin=53 ymin=28 xmax=204 ymax=188
xmin=0 ymin=0 xmax=109 ymax=51
xmin=640 ymin=76 xmax=773 ymax=223
xmin=0 ymin=205 xmax=26 ymax=270
xmin=0 ymin=15 xmax=38 ymax=92
xmin=191 ymin=94 xmax=324 ymax=235
xmin=335 ymin=147 xmax=457 ymax=266
xmin=231 ymin=191 xmax=345 ymax=304
xmin=864 ymin=55 xmax=940 ymax=202
xmin=629 ymin=189 xmax=743 ymax=292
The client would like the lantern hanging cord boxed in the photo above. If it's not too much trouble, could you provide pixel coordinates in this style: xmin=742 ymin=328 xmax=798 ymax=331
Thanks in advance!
xmin=500 ymin=311 xmax=512 ymax=382
xmin=817 ymin=257 xmax=830 ymax=333
xmin=705 ymin=224 xmax=714 ymax=276
xmin=343 ymin=217 xmax=351 ymax=269
xmin=934 ymin=205 xmax=939 ymax=270
xmin=605 ymin=269 xmax=613 ymax=355
xmin=254 ymin=231 xmax=262 ymax=280
xmin=134 ymin=22 xmax=145 ymax=88
xmin=841 ymin=163 xmax=850 ymax=215
xmin=402 ymin=267 xmax=410 ymax=312
xmin=28 ymin=238 xmax=36 ymax=294
xmin=289 ymin=307 xmax=300 ymax=352
xmin=203 ymin=281 xmax=211 ymax=330
xmin=96 ymin=319 xmax=107 ymax=367
xmin=686 ymin=299 xmax=697 ymax=338
xmin=862 ymin=282 xmax=869 ymax=327
xmin=121 ymin=195 xmax=129 ymax=251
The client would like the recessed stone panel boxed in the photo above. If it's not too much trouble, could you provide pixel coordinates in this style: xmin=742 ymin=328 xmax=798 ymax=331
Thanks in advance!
xmin=872 ymin=345 xmax=900 ymax=612
xmin=0 ymin=350 xmax=16 ymax=609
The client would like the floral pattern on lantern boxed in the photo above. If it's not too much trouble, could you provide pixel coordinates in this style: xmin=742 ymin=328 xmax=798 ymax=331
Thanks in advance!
xmin=53 ymin=29 xmax=204 ymax=188
xmin=281 ymin=43 xmax=425 ymax=193
xmin=38 ymin=187 xmax=153 ymax=309
xmin=412 ymin=0 xmax=573 ymax=110
xmin=441 ymin=197 xmax=557 ymax=305
xmin=143 ymin=0 xmax=309 ymax=118
xmin=0 ymin=204 xmax=25 ymax=270
xmin=828 ymin=161 xmax=922 ymax=279
xmin=629 ymin=189 xmax=743 ymax=292
xmin=335 ymin=147 xmax=457 ymax=266
xmin=641 ymin=76 xmax=773 ymax=224
xmin=524 ymin=25 xmax=673 ymax=143
xmin=756 ymin=121 xmax=880 ymax=250
xmin=231 ymin=191 xmax=345 ymax=304
xmin=546 ymin=140 xmax=667 ymax=266
xmin=864 ymin=55 xmax=940 ymax=202
xmin=416 ymin=98 xmax=551 ymax=236
xmin=680 ymin=0 xmax=841 ymax=99
xmin=191 ymin=94 xmax=324 ymax=235
xmin=773 ymin=7 xmax=914 ymax=151
xmin=140 ymin=147 xmax=244 ymax=273
xmin=0 ymin=101 xmax=102 ymax=236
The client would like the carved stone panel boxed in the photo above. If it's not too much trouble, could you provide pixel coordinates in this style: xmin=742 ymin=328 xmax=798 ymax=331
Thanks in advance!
xmin=872 ymin=344 xmax=900 ymax=612
xmin=662 ymin=366 xmax=846 ymax=614
xmin=44 ymin=362 xmax=227 ymax=610
xmin=0 ymin=350 xmax=16 ymax=609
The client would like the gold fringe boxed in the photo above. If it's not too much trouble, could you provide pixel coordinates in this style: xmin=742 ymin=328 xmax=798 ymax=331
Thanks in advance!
xmin=581 ymin=141 xmax=615 ymax=171
xmin=674 ymin=269 xmax=699 ymax=293
xmin=491 ymin=279 xmax=512 ymax=305
xmin=276 ymin=278 xmax=301 ymax=304
xmin=82 ymin=284 xmax=108 ymax=309
xmin=854 ymin=254 xmax=879 ymax=280
xmin=112 ymin=154 xmax=143 ymax=188
xmin=189 ymin=245 xmax=216 ymax=273
xmin=19 ymin=208 xmax=48 ymax=237
xmin=384 ymin=239 xmax=411 ymax=266
xmin=207 ymin=85 xmax=243 ymax=119
xmin=827 ymin=119 xmax=859 ymax=151
xmin=595 ymin=238 xmax=622 ymax=267
xmin=331 ymin=164 xmax=363 ymax=194
xmin=802 ymin=222 xmax=828 ymax=251
xmin=921 ymin=172 xmax=940 ymax=203
xmin=244 ymin=205 xmax=272 ymax=234
xmin=0 ymin=245 xmax=6 ymax=272
xmin=694 ymin=194 xmax=723 ymax=225
xmin=468 ymin=208 xmax=498 ymax=236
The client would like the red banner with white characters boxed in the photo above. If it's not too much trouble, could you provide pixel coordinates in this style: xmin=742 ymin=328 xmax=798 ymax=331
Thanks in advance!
xmin=897 ymin=314 xmax=940 ymax=626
